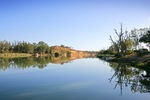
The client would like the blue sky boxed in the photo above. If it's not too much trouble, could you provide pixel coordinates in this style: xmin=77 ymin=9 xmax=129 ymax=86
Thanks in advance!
xmin=0 ymin=0 xmax=150 ymax=51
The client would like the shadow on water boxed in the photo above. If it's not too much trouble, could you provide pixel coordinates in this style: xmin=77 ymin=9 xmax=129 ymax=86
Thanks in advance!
xmin=108 ymin=62 xmax=150 ymax=95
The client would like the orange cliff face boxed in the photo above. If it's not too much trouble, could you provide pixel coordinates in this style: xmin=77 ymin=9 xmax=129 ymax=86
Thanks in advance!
xmin=48 ymin=46 xmax=97 ymax=64
xmin=51 ymin=46 xmax=97 ymax=59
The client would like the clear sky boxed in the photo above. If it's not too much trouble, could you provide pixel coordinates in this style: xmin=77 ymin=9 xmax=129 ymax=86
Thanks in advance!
xmin=0 ymin=0 xmax=150 ymax=51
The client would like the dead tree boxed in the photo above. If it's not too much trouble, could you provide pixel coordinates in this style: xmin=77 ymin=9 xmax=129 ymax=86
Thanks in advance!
xmin=109 ymin=23 xmax=128 ymax=57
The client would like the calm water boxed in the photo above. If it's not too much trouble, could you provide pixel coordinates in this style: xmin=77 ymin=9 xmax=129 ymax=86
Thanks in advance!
xmin=0 ymin=57 xmax=150 ymax=100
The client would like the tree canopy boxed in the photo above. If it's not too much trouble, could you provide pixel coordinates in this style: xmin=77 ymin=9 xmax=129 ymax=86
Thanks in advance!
xmin=0 ymin=40 xmax=51 ymax=54
xmin=139 ymin=30 xmax=150 ymax=44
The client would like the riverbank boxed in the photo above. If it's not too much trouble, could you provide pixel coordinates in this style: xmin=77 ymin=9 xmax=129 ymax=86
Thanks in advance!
xmin=108 ymin=53 xmax=150 ymax=67
xmin=0 ymin=53 xmax=32 ymax=57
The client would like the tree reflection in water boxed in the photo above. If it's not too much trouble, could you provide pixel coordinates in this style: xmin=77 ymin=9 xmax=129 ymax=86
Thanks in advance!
xmin=0 ymin=56 xmax=75 ymax=70
xmin=1 ymin=57 xmax=150 ymax=94
xmin=109 ymin=62 xmax=150 ymax=95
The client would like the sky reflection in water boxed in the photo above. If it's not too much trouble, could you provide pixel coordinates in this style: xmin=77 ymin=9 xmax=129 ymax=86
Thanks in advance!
xmin=0 ymin=57 xmax=150 ymax=100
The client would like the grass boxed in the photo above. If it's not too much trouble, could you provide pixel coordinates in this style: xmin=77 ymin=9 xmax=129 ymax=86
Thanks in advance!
xmin=0 ymin=53 xmax=32 ymax=58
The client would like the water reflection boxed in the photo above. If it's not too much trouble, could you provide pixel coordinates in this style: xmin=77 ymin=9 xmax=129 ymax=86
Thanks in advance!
xmin=109 ymin=62 xmax=150 ymax=94
xmin=0 ymin=57 xmax=50 ymax=70
xmin=0 ymin=56 xmax=91 ymax=70
xmin=1 ymin=56 xmax=150 ymax=96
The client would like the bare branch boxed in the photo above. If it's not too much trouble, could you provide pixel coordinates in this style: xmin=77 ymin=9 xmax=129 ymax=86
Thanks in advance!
xmin=114 ymin=29 xmax=119 ymax=36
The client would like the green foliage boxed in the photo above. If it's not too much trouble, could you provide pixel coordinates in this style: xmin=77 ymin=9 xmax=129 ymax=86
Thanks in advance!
xmin=125 ymin=50 xmax=134 ymax=55
xmin=36 ymin=41 xmax=49 ymax=54
xmin=139 ymin=30 xmax=150 ymax=44
xmin=0 ymin=40 xmax=10 ymax=53
xmin=136 ymin=49 xmax=149 ymax=56
xmin=0 ymin=40 xmax=50 ymax=54
xmin=109 ymin=24 xmax=134 ymax=57
xmin=137 ymin=62 xmax=145 ymax=67
xmin=109 ymin=25 xmax=150 ymax=57
xmin=124 ymin=38 xmax=133 ymax=50
xmin=108 ymin=45 xmax=117 ymax=54
xmin=130 ymin=29 xmax=140 ymax=50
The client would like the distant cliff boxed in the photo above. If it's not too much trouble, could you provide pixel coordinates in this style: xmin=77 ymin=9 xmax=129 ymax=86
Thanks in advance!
xmin=51 ymin=46 xmax=97 ymax=59
xmin=0 ymin=45 xmax=97 ymax=58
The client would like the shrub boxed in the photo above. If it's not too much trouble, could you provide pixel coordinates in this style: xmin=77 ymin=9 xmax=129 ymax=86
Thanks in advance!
xmin=126 ymin=50 xmax=134 ymax=55
xmin=136 ymin=49 xmax=149 ymax=56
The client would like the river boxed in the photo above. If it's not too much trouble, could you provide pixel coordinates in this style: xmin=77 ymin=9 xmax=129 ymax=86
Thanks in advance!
xmin=0 ymin=57 xmax=150 ymax=100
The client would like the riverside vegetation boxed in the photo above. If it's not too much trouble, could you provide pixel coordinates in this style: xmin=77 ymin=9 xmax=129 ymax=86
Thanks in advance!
xmin=1 ymin=24 xmax=150 ymax=71
xmin=0 ymin=41 xmax=97 ymax=58
xmin=0 ymin=25 xmax=150 ymax=100
xmin=98 ymin=24 xmax=150 ymax=68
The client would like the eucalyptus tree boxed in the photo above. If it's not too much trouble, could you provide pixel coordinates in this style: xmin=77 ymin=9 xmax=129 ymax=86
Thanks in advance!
xmin=109 ymin=24 xmax=133 ymax=57
xmin=36 ymin=41 xmax=49 ymax=54
xmin=0 ymin=40 xmax=10 ymax=53
xmin=130 ymin=29 xmax=140 ymax=50
xmin=139 ymin=30 xmax=150 ymax=49
xmin=0 ymin=41 xmax=4 ymax=53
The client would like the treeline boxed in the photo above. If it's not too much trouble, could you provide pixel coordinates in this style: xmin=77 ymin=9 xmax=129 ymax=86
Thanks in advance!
xmin=99 ymin=24 xmax=150 ymax=57
xmin=0 ymin=40 xmax=51 ymax=54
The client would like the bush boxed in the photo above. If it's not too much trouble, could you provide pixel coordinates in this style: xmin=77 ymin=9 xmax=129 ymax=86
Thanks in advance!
xmin=126 ymin=50 xmax=134 ymax=55
xmin=136 ymin=49 xmax=149 ymax=56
